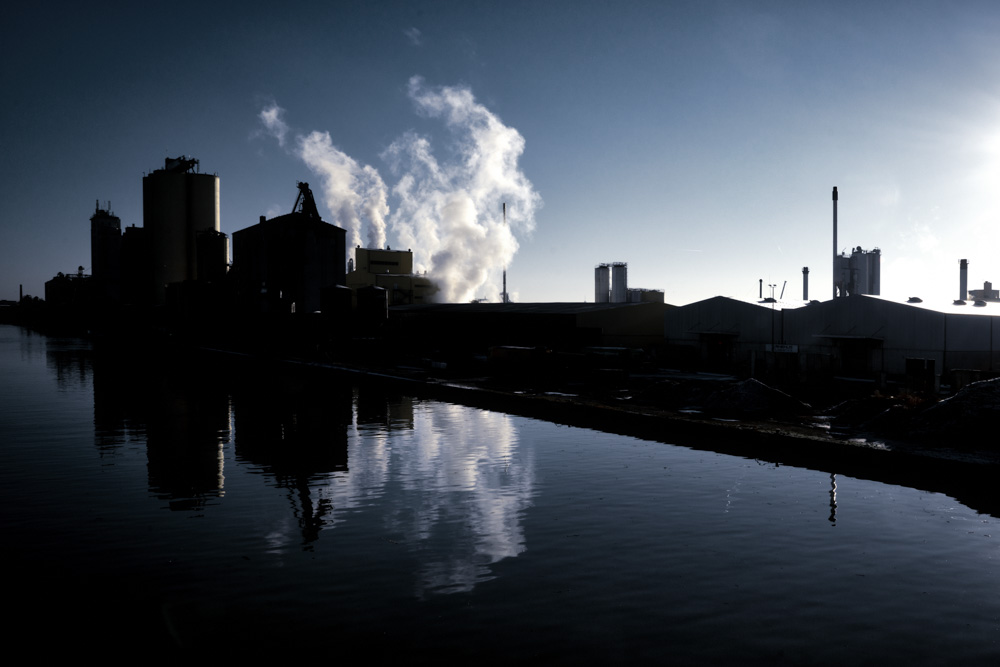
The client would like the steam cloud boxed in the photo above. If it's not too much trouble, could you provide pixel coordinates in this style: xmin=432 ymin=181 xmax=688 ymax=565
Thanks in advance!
xmin=258 ymin=76 xmax=540 ymax=302
xmin=298 ymin=132 xmax=389 ymax=251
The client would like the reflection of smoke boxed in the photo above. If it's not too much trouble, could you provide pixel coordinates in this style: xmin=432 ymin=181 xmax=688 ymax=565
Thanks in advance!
xmin=383 ymin=76 xmax=541 ymax=302
xmin=258 ymin=76 xmax=540 ymax=302
xmin=312 ymin=394 xmax=535 ymax=597
xmin=258 ymin=107 xmax=388 ymax=251
xmin=394 ymin=403 xmax=534 ymax=596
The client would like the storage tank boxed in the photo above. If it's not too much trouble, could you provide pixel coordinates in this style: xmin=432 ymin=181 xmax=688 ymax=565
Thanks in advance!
xmin=611 ymin=262 xmax=628 ymax=303
xmin=90 ymin=202 xmax=121 ymax=302
xmin=142 ymin=157 xmax=220 ymax=304
xmin=595 ymin=264 xmax=610 ymax=303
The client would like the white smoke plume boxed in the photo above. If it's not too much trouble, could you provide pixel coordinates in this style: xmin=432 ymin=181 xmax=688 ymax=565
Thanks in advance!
xmin=258 ymin=105 xmax=289 ymax=147
xmin=298 ymin=131 xmax=389 ymax=251
xmin=258 ymin=77 xmax=540 ymax=302
xmin=258 ymin=106 xmax=388 ymax=251
xmin=384 ymin=77 xmax=541 ymax=302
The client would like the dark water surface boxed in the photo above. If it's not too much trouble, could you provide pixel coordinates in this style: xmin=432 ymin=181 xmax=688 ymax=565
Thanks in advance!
xmin=2 ymin=325 xmax=998 ymax=662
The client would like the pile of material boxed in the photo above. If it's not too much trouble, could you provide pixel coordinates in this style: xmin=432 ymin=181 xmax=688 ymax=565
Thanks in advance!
xmin=909 ymin=378 xmax=1000 ymax=444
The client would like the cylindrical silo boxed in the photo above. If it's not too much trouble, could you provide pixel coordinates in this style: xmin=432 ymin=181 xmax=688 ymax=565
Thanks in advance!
xmin=142 ymin=158 xmax=220 ymax=305
xmin=611 ymin=262 xmax=627 ymax=303
xmin=595 ymin=264 xmax=610 ymax=303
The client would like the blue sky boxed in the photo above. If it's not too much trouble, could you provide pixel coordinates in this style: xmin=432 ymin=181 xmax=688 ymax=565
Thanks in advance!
xmin=4 ymin=1 xmax=1000 ymax=306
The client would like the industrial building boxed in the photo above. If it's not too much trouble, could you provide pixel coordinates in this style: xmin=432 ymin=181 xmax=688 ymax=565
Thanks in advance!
xmin=346 ymin=247 xmax=438 ymax=306
xmin=232 ymin=182 xmax=347 ymax=314
xmin=394 ymin=301 xmax=671 ymax=353
xmin=143 ymin=156 xmax=227 ymax=305
xmin=664 ymin=294 xmax=1000 ymax=386
xmin=662 ymin=186 xmax=1000 ymax=387
xmin=834 ymin=246 xmax=881 ymax=297
xmin=594 ymin=262 xmax=664 ymax=304
xmin=830 ymin=187 xmax=881 ymax=298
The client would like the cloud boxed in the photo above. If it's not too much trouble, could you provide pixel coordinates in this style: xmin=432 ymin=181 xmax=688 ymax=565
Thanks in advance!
xmin=404 ymin=27 xmax=422 ymax=46
xmin=258 ymin=104 xmax=289 ymax=148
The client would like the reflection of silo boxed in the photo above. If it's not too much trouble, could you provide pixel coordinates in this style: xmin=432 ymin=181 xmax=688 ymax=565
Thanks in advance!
xmin=143 ymin=157 xmax=220 ymax=304
xmin=611 ymin=262 xmax=628 ymax=303
xmin=595 ymin=264 xmax=610 ymax=302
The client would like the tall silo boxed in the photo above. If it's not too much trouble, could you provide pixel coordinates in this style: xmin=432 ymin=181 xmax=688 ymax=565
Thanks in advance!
xmin=142 ymin=156 xmax=220 ymax=305
xmin=611 ymin=262 xmax=628 ymax=303
xmin=595 ymin=264 xmax=610 ymax=302
xmin=90 ymin=201 xmax=121 ymax=302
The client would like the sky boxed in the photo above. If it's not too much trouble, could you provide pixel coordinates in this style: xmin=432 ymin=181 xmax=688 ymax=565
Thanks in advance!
xmin=4 ymin=0 xmax=1000 ymax=307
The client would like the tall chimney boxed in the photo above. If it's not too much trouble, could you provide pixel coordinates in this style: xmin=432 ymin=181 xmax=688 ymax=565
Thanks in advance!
xmin=832 ymin=186 xmax=838 ymax=299
xmin=803 ymin=267 xmax=809 ymax=301
xmin=960 ymin=259 xmax=968 ymax=301
xmin=502 ymin=203 xmax=508 ymax=304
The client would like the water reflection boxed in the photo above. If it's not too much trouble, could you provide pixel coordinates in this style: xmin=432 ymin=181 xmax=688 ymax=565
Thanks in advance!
xmin=8 ymin=326 xmax=1000 ymax=658
xmin=92 ymin=347 xmax=231 ymax=509
xmin=829 ymin=473 xmax=838 ymax=524
xmin=232 ymin=369 xmax=352 ymax=547
xmin=376 ymin=402 xmax=533 ymax=596
xmin=88 ymin=351 xmax=536 ymax=593
xmin=46 ymin=336 xmax=92 ymax=392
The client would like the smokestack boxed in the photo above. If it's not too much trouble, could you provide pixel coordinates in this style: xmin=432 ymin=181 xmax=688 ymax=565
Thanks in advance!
xmin=960 ymin=259 xmax=969 ymax=301
xmin=502 ymin=203 xmax=508 ymax=303
xmin=759 ymin=278 xmax=763 ymax=299
xmin=832 ymin=186 xmax=838 ymax=299
xmin=803 ymin=267 xmax=809 ymax=301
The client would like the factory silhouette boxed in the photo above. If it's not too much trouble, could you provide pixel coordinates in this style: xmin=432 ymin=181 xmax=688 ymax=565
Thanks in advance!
xmin=17 ymin=159 xmax=1000 ymax=395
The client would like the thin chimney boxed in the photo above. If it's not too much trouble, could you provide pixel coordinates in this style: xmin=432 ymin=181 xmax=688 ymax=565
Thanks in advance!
xmin=960 ymin=259 xmax=969 ymax=301
xmin=832 ymin=186 xmax=838 ymax=299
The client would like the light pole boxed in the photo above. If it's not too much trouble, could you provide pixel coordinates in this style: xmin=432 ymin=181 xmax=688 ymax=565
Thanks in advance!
xmin=769 ymin=283 xmax=776 ymax=352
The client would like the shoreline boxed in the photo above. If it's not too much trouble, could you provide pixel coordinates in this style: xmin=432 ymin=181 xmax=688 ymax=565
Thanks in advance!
xmin=207 ymin=348 xmax=1000 ymax=519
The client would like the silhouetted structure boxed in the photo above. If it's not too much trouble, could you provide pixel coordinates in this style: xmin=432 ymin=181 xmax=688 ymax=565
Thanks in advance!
xmin=233 ymin=182 xmax=346 ymax=314
xmin=90 ymin=201 xmax=121 ymax=304
xmin=143 ymin=156 xmax=226 ymax=306
xmin=665 ymin=295 xmax=1000 ymax=386
xmin=120 ymin=225 xmax=151 ymax=306
xmin=347 ymin=247 xmax=437 ymax=306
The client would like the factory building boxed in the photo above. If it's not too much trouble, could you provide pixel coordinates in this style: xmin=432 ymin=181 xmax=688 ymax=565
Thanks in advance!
xmin=346 ymin=247 xmax=438 ymax=306
xmin=143 ymin=156 xmax=226 ymax=305
xmin=232 ymin=182 xmax=346 ymax=314
xmin=664 ymin=295 xmax=1000 ymax=385
xmin=394 ymin=301 xmax=671 ymax=353
xmin=834 ymin=246 xmax=881 ymax=297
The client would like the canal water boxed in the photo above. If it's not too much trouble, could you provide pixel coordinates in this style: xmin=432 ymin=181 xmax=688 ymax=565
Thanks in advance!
xmin=2 ymin=324 xmax=998 ymax=662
